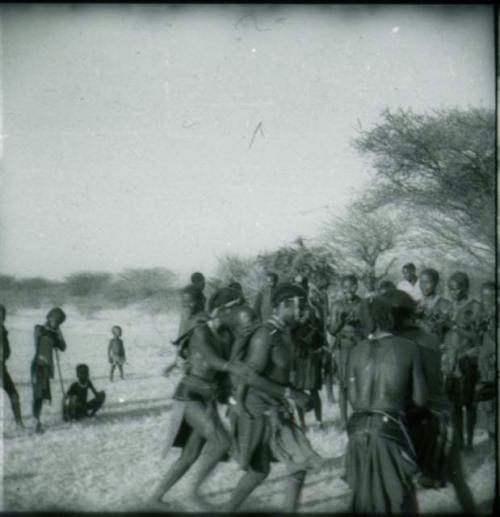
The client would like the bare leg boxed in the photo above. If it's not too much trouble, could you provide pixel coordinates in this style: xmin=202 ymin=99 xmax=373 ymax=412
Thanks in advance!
xmin=447 ymin=437 xmax=476 ymax=513
xmin=33 ymin=398 xmax=44 ymax=433
xmin=10 ymin=392 xmax=24 ymax=428
xmin=222 ymin=444 xmax=270 ymax=512
xmin=297 ymin=407 xmax=307 ymax=430
xmin=110 ymin=364 xmax=116 ymax=382
xmin=151 ymin=431 xmax=205 ymax=504
xmin=311 ymin=389 xmax=322 ymax=424
xmin=465 ymin=404 xmax=477 ymax=450
xmin=452 ymin=404 xmax=464 ymax=448
xmin=339 ymin=387 xmax=348 ymax=430
xmin=284 ymin=470 xmax=306 ymax=512
xmin=185 ymin=404 xmax=231 ymax=501
xmin=119 ymin=364 xmax=124 ymax=380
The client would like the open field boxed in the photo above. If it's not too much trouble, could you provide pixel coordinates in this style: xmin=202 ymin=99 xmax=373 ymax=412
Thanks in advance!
xmin=1 ymin=306 xmax=496 ymax=512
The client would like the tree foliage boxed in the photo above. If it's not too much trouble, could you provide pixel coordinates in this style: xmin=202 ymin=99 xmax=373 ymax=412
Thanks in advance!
xmin=65 ymin=271 xmax=113 ymax=297
xmin=321 ymin=206 xmax=403 ymax=291
xmin=256 ymin=237 xmax=336 ymax=288
xmin=352 ymin=107 xmax=495 ymax=268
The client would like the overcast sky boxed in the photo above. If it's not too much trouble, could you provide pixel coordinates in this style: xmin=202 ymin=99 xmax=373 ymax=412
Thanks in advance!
xmin=0 ymin=4 xmax=494 ymax=283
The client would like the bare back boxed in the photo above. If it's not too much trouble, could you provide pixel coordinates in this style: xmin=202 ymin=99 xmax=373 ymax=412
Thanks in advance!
xmin=347 ymin=335 xmax=427 ymax=412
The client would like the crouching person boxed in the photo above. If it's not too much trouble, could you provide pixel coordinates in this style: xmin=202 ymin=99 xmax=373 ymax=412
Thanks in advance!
xmin=63 ymin=364 xmax=105 ymax=421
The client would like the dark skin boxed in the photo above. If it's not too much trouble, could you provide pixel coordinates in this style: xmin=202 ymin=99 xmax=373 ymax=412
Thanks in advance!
xmin=33 ymin=314 xmax=66 ymax=431
xmin=222 ymin=297 xmax=310 ymax=513
xmin=397 ymin=324 xmax=476 ymax=513
xmin=152 ymin=292 xmax=252 ymax=509
xmin=444 ymin=277 xmax=481 ymax=450
xmin=402 ymin=266 xmax=418 ymax=285
xmin=329 ymin=279 xmax=363 ymax=428
xmin=347 ymin=334 xmax=427 ymax=411
xmin=415 ymin=273 xmax=452 ymax=340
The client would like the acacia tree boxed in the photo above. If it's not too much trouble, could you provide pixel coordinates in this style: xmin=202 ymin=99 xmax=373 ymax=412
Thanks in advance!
xmin=353 ymin=107 xmax=495 ymax=270
xmin=321 ymin=206 xmax=403 ymax=292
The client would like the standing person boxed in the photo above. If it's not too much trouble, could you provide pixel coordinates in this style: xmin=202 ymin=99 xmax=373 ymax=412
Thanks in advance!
xmin=227 ymin=281 xmax=246 ymax=303
xmin=328 ymin=275 xmax=365 ymax=430
xmin=253 ymin=272 xmax=278 ymax=322
xmin=377 ymin=280 xmax=396 ymax=296
xmin=108 ymin=325 xmax=126 ymax=381
xmin=389 ymin=290 xmax=476 ymax=513
xmin=1 ymin=304 xmax=25 ymax=428
xmin=191 ymin=272 xmax=207 ymax=311
xmin=414 ymin=268 xmax=453 ymax=344
xmin=442 ymin=272 xmax=482 ymax=451
xmin=63 ymin=364 xmax=106 ymax=421
xmin=151 ymin=286 xmax=251 ymax=510
xmin=397 ymin=262 xmax=423 ymax=302
xmin=345 ymin=294 xmax=427 ymax=514
xmin=164 ymin=285 xmax=208 ymax=377
xmin=31 ymin=307 xmax=67 ymax=434
xmin=291 ymin=275 xmax=325 ymax=430
xmin=476 ymin=281 xmax=496 ymax=456
xmin=316 ymin=278 xmax=336 ymax=405
xmin=222 ymin=283 xmax=322 ymax=513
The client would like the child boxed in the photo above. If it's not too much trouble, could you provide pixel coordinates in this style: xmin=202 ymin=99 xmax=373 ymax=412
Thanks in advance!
xmin=108 ymin=325 xmax=126 ymax=381
xmin=63 ymin=364 xmax=105 ymax=421
xmin=31 ymin=307 xmax=67 ymax=434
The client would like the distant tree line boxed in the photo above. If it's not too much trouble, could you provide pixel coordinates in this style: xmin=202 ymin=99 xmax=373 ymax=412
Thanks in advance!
xmin=0 ymin=268 xmax=179 ymax=317
xmin=2 ymin=107 xmax=494 ymax=315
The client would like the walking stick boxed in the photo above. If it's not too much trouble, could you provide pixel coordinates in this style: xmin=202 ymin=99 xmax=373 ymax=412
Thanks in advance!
xmin=55 ymin=348 xmax=66 ymax=397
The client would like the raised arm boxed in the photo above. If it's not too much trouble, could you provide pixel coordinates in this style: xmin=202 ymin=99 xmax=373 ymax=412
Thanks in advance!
xmin=54 ymin=328 xmax=67 ymax=351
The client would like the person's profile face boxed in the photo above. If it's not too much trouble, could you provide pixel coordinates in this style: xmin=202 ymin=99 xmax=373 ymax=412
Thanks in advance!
xmin=419 ymin=273 xmax=436 ymax=297
xmin=448 ymin=279 xmax=467 ymax=302
xmin=342 ymin=280 xmax=357 ymax=300
xmin=0 ymin=309 xmax=5 ymax=325
xmin=112 ymin=327 xmax=122 ymax=337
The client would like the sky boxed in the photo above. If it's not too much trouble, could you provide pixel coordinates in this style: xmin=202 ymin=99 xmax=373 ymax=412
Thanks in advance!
xmin=0 ymin=4 xmax=495 ymax=283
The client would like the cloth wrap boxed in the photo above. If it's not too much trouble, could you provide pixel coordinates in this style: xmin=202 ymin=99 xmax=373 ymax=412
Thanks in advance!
xmin=345 ymin=409 xmax=419 ymax=514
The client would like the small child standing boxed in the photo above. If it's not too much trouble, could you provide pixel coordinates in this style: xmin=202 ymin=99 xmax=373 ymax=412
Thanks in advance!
xmin=108 ymin=325 xmax=126 ymax=381
xmin=63 ymin=364 xmax=105 ymax=421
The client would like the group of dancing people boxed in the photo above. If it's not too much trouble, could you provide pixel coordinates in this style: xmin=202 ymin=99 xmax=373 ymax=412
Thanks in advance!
xmin=151 ymin=265 xmax=496 ymax=513
xmin=1 ymin=263 xmax=496 ymax=513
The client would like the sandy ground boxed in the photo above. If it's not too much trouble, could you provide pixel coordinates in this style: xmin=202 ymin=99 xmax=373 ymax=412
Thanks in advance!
xmin=1 ymin=306 xmax=496 ymax=512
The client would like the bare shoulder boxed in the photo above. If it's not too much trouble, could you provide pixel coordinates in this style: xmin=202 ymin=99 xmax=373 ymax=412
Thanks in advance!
xmin=249 ymin=325 xmax=273 ymax=348
xmin=235 ymin=305 xmax=258 ymax=325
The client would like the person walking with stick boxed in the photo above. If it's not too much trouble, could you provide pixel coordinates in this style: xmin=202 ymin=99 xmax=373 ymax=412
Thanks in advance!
xmin=31 ymin=307 xmax=67 ymax=434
